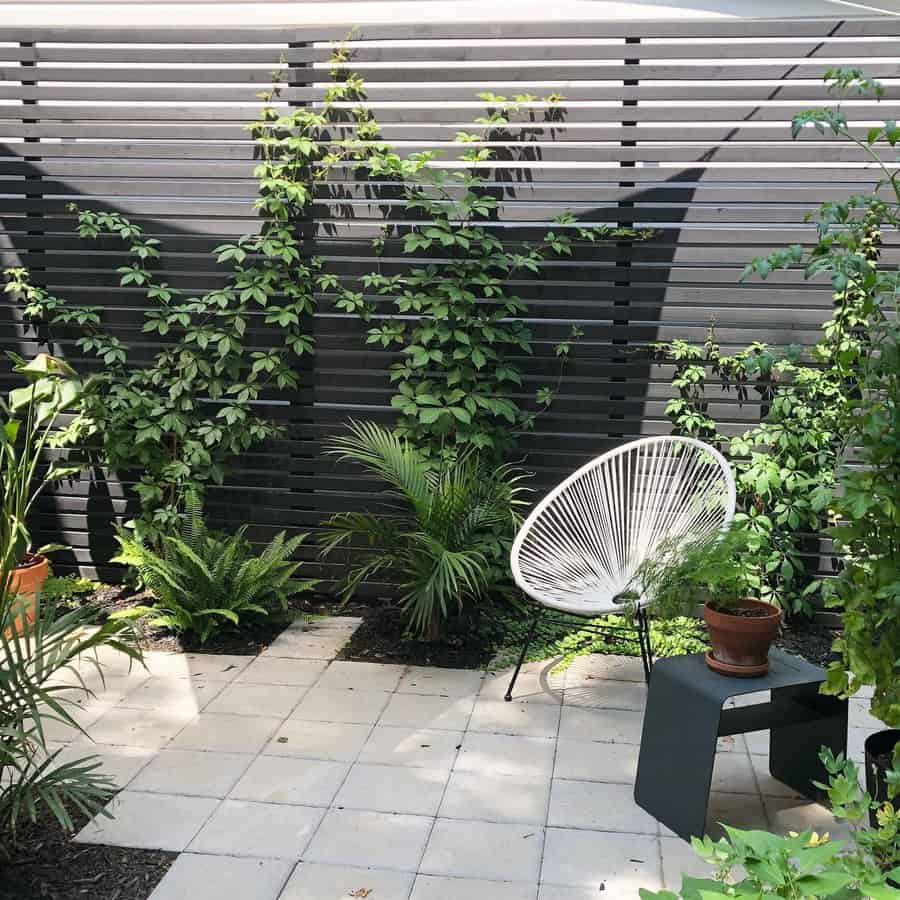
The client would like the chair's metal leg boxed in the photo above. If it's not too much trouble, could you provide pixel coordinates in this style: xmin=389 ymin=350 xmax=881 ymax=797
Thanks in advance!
xmin=504 ymin=605 xmax=543 ymax=702
xmin=636 ymin=608 xmax=653 ymax=683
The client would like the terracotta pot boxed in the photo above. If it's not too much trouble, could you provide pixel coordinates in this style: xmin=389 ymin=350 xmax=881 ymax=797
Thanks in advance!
xmin=4 ymin=553 xmax=49 ymax=635
xmin=703 ymin=598 xmax=783 ymax=677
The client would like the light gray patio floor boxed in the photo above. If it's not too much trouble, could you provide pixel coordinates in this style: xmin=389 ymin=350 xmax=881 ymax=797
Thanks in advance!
xmin=54 ymin=617 xmax=877 ymax=899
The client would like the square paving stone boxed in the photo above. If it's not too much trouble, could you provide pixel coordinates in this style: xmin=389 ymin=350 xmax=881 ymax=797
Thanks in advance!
xmin=86 ymin=706 xmax=195 ymax=750
xmin=303 ymin=808 xmax=432 ymax=871
xmin=412 ymin=874 xmax=537 ymax=900
xmin=557 ymin=706 xmax=644 ymax=744
xmin=455 ymin=732 xmax=555 ymax=777
xmin=704 ymin=791 xmax=769 ymax=839
xmin=538 ymin=887 xmax=605 ymax=900
xmin=188 ymin=799 xmax=323 ymax=859
xmin=467 ymin=699 xmax=560 ymax=737
xmin=548 ymin=779 xmax=659 ymax=834
xmin=280 ymin=863 xmax=414 ymax=900
xmin=763 ymin=796 xmax=851 ymax=839
xmin=120 ymin=677 xmax=225 ymax=713
xmin=378 ymin=693 xmax=476 ymax=730
xmin=261 ymin=632 xmax=349 ymax=660
xmin=420 ymin=819 xmax=543 ymax=882
xmin=541 ymin=828 xmax=661 ymax=890
xmin=128 ymin=749 xmax=252 ymax=797
xmin=335 ymin=763 xmax=448 ymax=815
xmin=711 ymin=751 xmax=760 ymax=795
xmin=75 ymin=791 xmax=218 ymax=851
xmin=204 ymin=682 xmax=309 ymax=718
xmin=398 ymin=667 xmax=485 ymax=697
xmin=552 ymin=738 xmax=639 ymax=784
xmin=480 ymin=663 xmax=564 ymax=705
xmin=143 ymin=652 xmax=251 ymax=681
xmin=148 ymin=853 xmax=293 ymax=900
xmin=358 ymin=726 xmax=464 ymax=769
xmin=230 ymin=755 xmax=348 ymax=806
xmin=749 ymin=754 xmax=803 ymax=799
xmin=564 ymin=654 xmax=647 ymax=684
xmin=235 ymin=657 xmax=329 ymax=686
xmin=264 ymin=720 xmax=371 ymax=762
xmin=291 ymin=687 xmax=390 ymax=725
xmin=564 ymin=677 xmax=647 ymax=711
xmin=661 ymin=836 xmax=720 ymax=888
xmin=169 ymin=712 xmax=281 ymax=754
xmin=316 ymin=660 xmax=406 ymax=692
xmin=439 ymin=770 xmax=550 ymax=824
xmin=54 ymin=743 xmax=156 ymax=788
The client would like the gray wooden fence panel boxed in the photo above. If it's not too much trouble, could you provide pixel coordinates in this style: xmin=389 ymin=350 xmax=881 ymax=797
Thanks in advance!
xmin=0 ymin=17 xmax=891 ymax=589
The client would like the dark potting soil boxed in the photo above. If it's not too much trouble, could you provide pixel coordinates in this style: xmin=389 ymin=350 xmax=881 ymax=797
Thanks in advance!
xmin=775 ymin=617 xmax=840 ymax=668
xmin=70 ymin=585 xmax=327 ymax=655
xmin=0 ymin=806 xmax=174 ymax=900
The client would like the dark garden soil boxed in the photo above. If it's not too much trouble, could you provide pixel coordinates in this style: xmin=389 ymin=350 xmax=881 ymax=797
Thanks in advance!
xmin=775 ymin=616 xmax=841 ymax=668
xmin=0 ymin=806 xmax=174 ymax=900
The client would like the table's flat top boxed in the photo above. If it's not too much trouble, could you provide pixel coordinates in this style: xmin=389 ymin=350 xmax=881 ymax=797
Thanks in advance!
xmin=652 ymin=648 xmax=826 ymax=701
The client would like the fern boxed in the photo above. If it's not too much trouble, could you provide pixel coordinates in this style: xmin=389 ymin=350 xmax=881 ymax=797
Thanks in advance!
xmin=112 ymin=515 xmax=318 ymax=644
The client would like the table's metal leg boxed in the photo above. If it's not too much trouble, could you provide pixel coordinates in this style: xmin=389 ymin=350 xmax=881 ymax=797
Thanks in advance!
xmin=770 ymin=684 xmax=848 ymax=802
xmin=634 ymin=667 xmax=719 ymax=841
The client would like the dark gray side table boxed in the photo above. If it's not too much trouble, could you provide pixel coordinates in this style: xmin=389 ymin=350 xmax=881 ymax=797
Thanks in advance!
xmin=633 ymin=649 xmax=847 ymax=842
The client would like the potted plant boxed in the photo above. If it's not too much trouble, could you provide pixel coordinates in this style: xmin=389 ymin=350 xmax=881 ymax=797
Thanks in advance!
xmin=636 ymin=526 xmax=781 ymax=676
xmin=1 ymin=352 xmax=84 ymax=631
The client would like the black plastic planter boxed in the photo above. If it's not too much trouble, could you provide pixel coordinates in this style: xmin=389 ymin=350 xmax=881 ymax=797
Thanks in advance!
xmin=864 ymin=728 xmax=900 ymax=828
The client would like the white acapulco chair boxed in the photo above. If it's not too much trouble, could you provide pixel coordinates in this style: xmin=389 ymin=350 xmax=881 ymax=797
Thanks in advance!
xmin=505 ymin=435 xmax=736 ymax=700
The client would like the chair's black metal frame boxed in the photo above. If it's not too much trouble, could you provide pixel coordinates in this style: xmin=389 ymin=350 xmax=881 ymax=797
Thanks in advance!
xmin=503 ymin=603 xmax=653 ymax=701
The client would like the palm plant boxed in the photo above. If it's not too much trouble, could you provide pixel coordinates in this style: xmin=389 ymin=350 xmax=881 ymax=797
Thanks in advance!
xmin=0 ymin=584 xmax=142 ymax=850
xmin=112 ymin=498 xmax=318 ymax=644
xmin=319 ymin=421 xmax=529 ymax=640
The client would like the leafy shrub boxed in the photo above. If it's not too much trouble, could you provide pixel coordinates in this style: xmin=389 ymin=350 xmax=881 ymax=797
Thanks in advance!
xmin=112 ymin=503 xmax=318 ymax=644
xmin=0 ymin=595 xmax=141 ymax=851
xmin=642 ymin=748 xmax=900 ymax=899
xmin=319 ymin=421 xmax=528 ymax=639
xmin=39 ymin=573 xmax=101 ymax=604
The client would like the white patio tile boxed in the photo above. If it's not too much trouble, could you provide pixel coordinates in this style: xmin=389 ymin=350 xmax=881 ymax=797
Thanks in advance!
xmin=468 ymin=699 xmax=561 ymax=738
xmin=538 ymin=887 xmax=600 ymax=900
xmin=169 ymin=712 xmax=281 ymax=754
xmin=421 ymin=819 xmax=543 ymax=882
xmin=711 ymin=751 xmax=760 ymax=795
xmin=456 ymin=732 xmax=555 ymax=777
xmin=763 ymin=796 xmax=852 ymax=839
xmin=128 ymin=749 xmax=252 ymax=798
xmin=75 ymin=791 xmax=218 ymax=851
xmin=557 ymin=706 xmax=644 ymax=744
xmin=412 ymin=874 xmax=537 ymax=900
xmin=204 ymin=682 xmax=308 ymax=718
xmin=439 ymin=771 xmax=550 ymax=824
xmin=849 ymin=699 xmax=882 ymax=731
xmin=264 ymin=720 xmax=371 ymax=762
xmin=120 ymin=677 xmax=225 ymax=713
xmin=541 ymin=829 xmax=661 ymax=890
xmin=230 ymin=756 xmax=348 ymax=806
xmin=300 ymin=615 xmax=363 ymax=632
xmin=359 ymin=726 xmax=464 ymax=769
xmin=705 ymin=791 xmax=769 ymax=838
xmin=316 ymin=660 xmax=406 ymax=692
xmin=661 ymin=836 xmax=719 ymax=888
xmin=143 ymin=652 xmax=251 ymax=681
xmin=291 ymin=687 xmax=391 ymax=725
xmin=549 ymin=779 xmax=659 ymax=834
xmin=398 ymin=666 xmax=485 ymax=697
xmin=717 ymin=733 xmax=747 ymax=754
xmin=335 ymin=762 xmax=448 ymax=816
xmin=235 ymin=657 xmax=329 ymax=686
xmin=303 ymin=808 xmax=432 ymax=870
xmin=280 ymin=863 xmax=414 ymax=900
xmin=53 ymin=743 xmax=156 ymax=788
xmin=70 ymin=673 xmax=149 ymax=706
xmin=480 ymin=664 xmax=564 ymax=705
xmin=262 ymin=631 xmax=349 ymax=660
xmin=849 ymin=727 xmax=870 ymax=764
xmin=86 ymin=706 xmax=195 ymax=750
xmin=564 ymin=653 xmax=647 ymax=684
xmin=379 ymin=693 xmax=476 ymax=730
xmin=553 ymin=738 xmax=639 ymax=784
xmin=148 ymin=853 xmax=293 ymax=900
xmin=749 ymin=754 xmax=804 ymax=799
xmin=564 ymin=677 xmax=647 ymax=711
xmin=188 ymin=799 xmax=323 ymax=859
xmin=743 ymin=729 xmax=769 ymax=755
xmin=38 ymin=701 xmax=115 ymax=743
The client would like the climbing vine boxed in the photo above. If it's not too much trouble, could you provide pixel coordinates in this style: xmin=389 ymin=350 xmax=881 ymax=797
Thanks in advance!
xmin=4 ymin=48 xmax=381 ymax=542
xmin=651 ymin=68 xmax=892 ymax=616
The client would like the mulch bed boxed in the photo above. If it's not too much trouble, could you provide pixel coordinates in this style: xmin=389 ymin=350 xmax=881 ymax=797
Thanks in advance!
xmin=775 ymin=616 xmax=840 ymax=668
xmin=0 ymin=807 xmax=174 ymax=900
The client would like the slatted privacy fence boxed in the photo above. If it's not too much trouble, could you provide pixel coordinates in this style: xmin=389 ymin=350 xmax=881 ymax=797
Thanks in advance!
xmin=1 ymin=17 xmax=897 ymax=588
